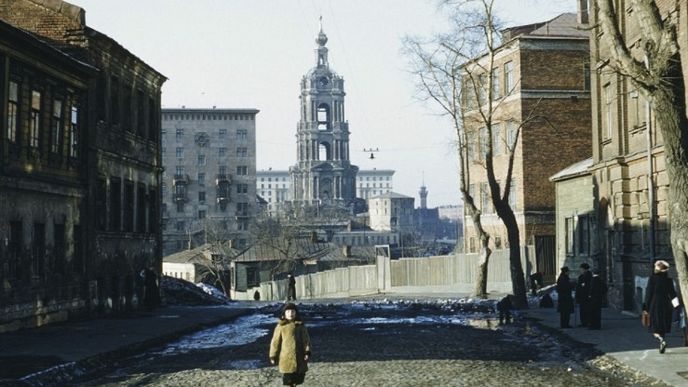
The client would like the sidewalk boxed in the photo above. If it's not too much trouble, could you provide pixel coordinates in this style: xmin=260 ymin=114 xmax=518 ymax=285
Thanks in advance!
xmin=0 ymin=303 xmax=255 ymax=383
xmin=525 ymin=306 xmax=688 ymax=386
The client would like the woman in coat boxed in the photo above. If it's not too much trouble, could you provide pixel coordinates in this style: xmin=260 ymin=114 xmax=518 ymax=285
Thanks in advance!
xmin=270 ymin=303 xmax=311 ymax=386
xmin=643 ymin=260 xmax=677 ymax=353
xmin=556 ymin=266 xmax=574 ymax=328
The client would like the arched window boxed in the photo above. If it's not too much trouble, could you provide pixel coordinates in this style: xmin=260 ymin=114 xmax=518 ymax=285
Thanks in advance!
xmin=317 ymin=103 xmax=330 ymax=130
xmin=318 ymin=142 xmax=331 ymax=160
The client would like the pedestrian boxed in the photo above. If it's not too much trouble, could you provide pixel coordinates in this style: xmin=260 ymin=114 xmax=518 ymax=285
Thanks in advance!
xmin=530 ymin=272 xmax=543 ymax=296
xmin=270 ymin=303 xmax=311 ymax=386
xmin=287 ymin=273 xmax=297 ymax=301
xmin=556 ymin=266 xmax=574 ymax=328
xmin=141 ymin=266 xmax=160 ymax=309
xmin=588 ymin=269 xmax=607 ymax=330
xmin=496 ymin=295 xmax=513 ymax=325
xmin=643 ymin=260 xmax=678 ymax=353
xmin=575 ymin=262 xmax=592 ymax=327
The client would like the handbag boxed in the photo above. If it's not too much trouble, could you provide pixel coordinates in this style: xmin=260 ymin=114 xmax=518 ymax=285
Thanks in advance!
xmin=641 ymin=311 xmax=650 ymax=327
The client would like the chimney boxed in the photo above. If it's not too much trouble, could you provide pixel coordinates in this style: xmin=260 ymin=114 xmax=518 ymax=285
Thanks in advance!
xmin=343 ymin=245 xmax=352 ymax=258
xmin=577 ymin=0 xmax=589 ymax=24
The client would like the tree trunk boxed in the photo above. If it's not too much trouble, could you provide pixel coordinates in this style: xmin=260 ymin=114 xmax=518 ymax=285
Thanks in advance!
xmin=496 ymin=202 xmax=528 ymax=308
xmin=652 ymin=59 xmax=688 ymax=310
xmin=464 ymin=193 xmax=491 ymax=299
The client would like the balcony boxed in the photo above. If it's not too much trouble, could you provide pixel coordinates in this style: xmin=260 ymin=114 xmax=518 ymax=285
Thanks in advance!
xmin=173 ymin=192 xmax=187 ymax=203
xmin=215 ymin=174 xmax=231 ymax=185
xmin=173 ymin=174 xmax=189 ymax=185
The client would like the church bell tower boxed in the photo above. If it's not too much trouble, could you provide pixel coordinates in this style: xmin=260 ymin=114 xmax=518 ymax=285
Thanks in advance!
xmin=290 ymin=19 xmax=358 ymax=207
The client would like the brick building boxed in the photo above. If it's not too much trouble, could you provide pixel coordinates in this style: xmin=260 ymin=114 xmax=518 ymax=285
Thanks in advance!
xmin=0 ymin=0 xmax=165 ymax=331
xmin=462 ymin=12 xmax=592 ymax=283
xmin=161 ymin=108 xmax=258 ymax=255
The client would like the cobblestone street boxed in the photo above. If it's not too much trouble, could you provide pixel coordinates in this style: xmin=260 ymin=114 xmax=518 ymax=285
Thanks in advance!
xmin=72 ymin=301 xmax=660 ymax=386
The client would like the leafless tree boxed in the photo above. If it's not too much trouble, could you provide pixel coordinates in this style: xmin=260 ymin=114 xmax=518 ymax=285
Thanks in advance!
xmin=404 ymin=0 xmax=531 ymax=306
xmin=595 ymin=0 xmax=688 ymax=306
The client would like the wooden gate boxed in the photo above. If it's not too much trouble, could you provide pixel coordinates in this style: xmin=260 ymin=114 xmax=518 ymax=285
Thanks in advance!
xmin=535 ymin=235 xmax=556 ymax=284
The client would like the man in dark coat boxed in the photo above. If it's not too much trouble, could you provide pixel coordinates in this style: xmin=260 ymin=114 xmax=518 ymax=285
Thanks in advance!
xmin=644 ymin=260 xmax=677 ymax=353
xmin=142 ymin=266 xmax=160 ymax=309
xmin=287 ymin=273 xmax=297 ymax=301
xmin=556 ymin=266 xmax=574 ymax=328
xmin=588 ymin=269 xmax=607 ymax=330
xmin=575 ymin=263 xmax=592 ymax=327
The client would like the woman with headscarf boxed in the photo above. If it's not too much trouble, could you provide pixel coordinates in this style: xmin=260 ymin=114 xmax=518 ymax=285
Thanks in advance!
xmin=643 ymin=260 xmax=678 ymax=353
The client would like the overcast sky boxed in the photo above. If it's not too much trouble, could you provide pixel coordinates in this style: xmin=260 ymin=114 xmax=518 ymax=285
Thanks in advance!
xmin=69 ymin=0 xmax=576 ymax=207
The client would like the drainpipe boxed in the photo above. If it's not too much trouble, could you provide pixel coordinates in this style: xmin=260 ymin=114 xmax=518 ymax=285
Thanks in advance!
xmin=644 ymin=55 xmax=656 ymax=260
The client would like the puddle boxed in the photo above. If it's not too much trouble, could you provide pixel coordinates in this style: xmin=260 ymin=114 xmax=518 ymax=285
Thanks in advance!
xmin=218 ymin=359 xmax=263 ymax=370
xmin=152 ymin=314 xmax=274 ymax=355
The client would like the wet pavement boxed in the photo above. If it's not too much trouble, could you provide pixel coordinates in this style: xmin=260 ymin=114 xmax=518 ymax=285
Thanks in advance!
xmin=71 ymin=300 xmax=659 ymax=387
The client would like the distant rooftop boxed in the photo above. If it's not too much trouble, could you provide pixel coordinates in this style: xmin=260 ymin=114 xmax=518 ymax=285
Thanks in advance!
xmin=369 ymin=192 xmax=414 ymax=200
xmin=549 ymin=157 xmax=593 ymax=182
xmin=502 ymin=13 xmax=588 ymax=41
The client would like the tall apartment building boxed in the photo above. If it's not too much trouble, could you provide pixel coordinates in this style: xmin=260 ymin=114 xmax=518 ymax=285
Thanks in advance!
xmin=462 ymin=13 xmax=591 ymax=283
xmin=0 ymin=0 xmax=165 ymax=331
xmin=356 ymin=169 xmax=394 ymax=199
xmin=161 ymin=108 xmax=258 ymax=255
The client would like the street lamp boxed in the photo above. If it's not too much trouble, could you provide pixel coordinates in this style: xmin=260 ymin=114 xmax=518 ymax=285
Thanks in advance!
xmin=363 ymin=147 xmax=379 ymax=159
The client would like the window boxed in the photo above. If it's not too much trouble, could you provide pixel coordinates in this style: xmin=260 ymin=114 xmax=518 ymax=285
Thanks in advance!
xmin=467 ymin=132 xmax=476 ymax=161
xmin=7 ymin=81 xmax=19 ymax=143
xmin=149 ymin=97 xmax=157 ymax=141
xmin=493 ymin=125 xmax=501 ymax=155
xmin=198 ymin=172 xmax=206 ymax=186
xmin=176 ymin=147 xmax=184 ymax=158
xmin=198 ymin=154 xmax=206 ymax=166
xmin=175 ymin=166 xmax=184 ymax=175
xmin=565 ymin=217 xmax=574 ymax=255
xmin=176 ymin=221 xmax=185 ymax=231
xmin=124 ymin=180 xmax=134 ymax=232
xmin=480 ymin=182 xmax=491 ymax=213
xmin=199 ymin=191 xmax=206 ymax=202
xmin=32 ymin=222 xmax=45 ymax=278
xmin=469 ymin=237 xmax=476 ymax=253
xmin=51 ymin=99 xmax=63 ymax=153
xmin=110 ymin=76 xmax=119 ymax=124
xmin=219 ymin=166 xmax=227 ymax=175
xmin=219 ymin=128 xmax=227 ymax=137
xmin=237 ymin=202 xmax=249 ymax=216
xmin=577 ymin=62 xmax=589 ymax=91
xmin=236 ymin=166 xmax=248 ymax=175
xmin=506 ymin=121 xmax=517 ymax=149
xmin=8 ymin=221 xmax=23 ymax=279
xmin=578 ymin=215 xmax=590 ymax=255
xmin=492 ymin=68 xmax=500 ymax=98
xmin=508 ymin=180 xmax=517 ymax=210
xmin=69 ymin=104 xmax=79 ymax=158
xmin=316 ymin=103 xmax=330 ymax=130
xmin=604 ymin=83 xmax=613 ymax=140
xmin=236 ymin=147 xmax=247 ymax=157
xmin=236 ymin=129 xmax=247 ymax=140
xmin=198 ymin=210 xmax=206 ymax=219
xmin=137 ymin=183 xmax=146 ymax=233
xmin=504 ymin=61 xmax=514 ymax=93
xmin=110 ymin=177 xmax=122 ymax=231
xmin=237 ymin=184 xmax=248 ymax=194
xmin=219 ymin=147 xmax=227 ymax=157
xmin=96 ymin=179 xmax=107 ymax=230
xmin=30 ymin=90 xmax=41 ymax=148
xmin=176 ymin=202 xmax=184 ymax=213
xmin=176 ymin=128 xmax=184 ymax=141
xmin=630 ymin=88 xmax=646 ymax=129
xmin=238 ymin=219 xmax=249 ymax=231
xmin=479 ymin=127 xmax=489 ymax=157
xmin=477 ymin=74 xmax=487 ymax=105
xmin=136 ymin=90 xmax=145 ymax=137
xmin=123 ymin=87 xmax=132 ymax=131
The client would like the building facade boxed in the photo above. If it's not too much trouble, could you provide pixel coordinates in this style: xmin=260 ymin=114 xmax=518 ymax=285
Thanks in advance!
xmin=0 ymin=0 xmax=165 ymax=331
xmin=356 ymin=169 xmax=394 ymax=199
xmin=161 ymin=108 xmax=258 ymax=255
xmin=462 ymin=12 xmax=592 ymax=283
xmin=290 ymin=22 xmax=358 ymax=207
xmin=256 ymin=169 xmax=291 ymax=217
xmin=583 ymin=0 xmax=688 ymax=311
xmin=368 ymin=192 xmax=415 ymax=232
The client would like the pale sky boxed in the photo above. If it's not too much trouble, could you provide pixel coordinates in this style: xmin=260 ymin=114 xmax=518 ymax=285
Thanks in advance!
xmin=69 ymin=0 xmax=576 ymax=207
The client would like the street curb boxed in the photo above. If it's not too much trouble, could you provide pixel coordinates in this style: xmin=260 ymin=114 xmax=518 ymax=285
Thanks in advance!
xmin=16 ymin=308 xmax=255 ymax=386
xmin=522 ymin=316 xmax=671 ymax=387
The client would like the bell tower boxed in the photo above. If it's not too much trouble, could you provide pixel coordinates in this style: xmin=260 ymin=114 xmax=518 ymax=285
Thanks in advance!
xmin=290 ymin=19 xmax=358 ymax=207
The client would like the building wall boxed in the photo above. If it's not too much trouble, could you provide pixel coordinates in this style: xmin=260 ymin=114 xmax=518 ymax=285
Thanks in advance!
xmin=588 ymin=0 xmax=683 ymax=311
xmin=356 ymin=169 xmax=394 ymax=199
xmin=368 ymin=195 xmax=415 ymax=232
xmin=161 ymin=109 xmax=258 ymax=255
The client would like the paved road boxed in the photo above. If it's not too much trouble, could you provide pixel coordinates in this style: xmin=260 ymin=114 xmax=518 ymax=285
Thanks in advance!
xmin=74 ymin=301 xmax=661 ymax=386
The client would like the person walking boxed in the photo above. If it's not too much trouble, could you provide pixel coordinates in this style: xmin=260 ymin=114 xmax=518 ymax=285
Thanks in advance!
xmin=556 ymin=266 xmax=574 ymax=328
xmin=575 ymin=263 xmax=592 ymax=327
xmin=643 ymin=260 xmax=678 ymax=353
xmin=588 ymin=269 xmax=607 ymax=330
xmin=270 ymin=303 xmax=311 ymax=386
xmin=287 ymin=273 xmax=297 ymax=301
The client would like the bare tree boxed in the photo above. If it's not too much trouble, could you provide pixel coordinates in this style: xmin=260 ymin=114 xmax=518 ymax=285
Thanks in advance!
xmin=404 ymin=0 xmax=530 ymax=305
xmin=595 ymin=0 xmax=688 ymax=306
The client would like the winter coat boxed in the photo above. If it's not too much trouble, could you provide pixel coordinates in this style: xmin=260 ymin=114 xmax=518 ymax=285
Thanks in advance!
xmin=589 ymin=274 xmax=607 ymax=307
xmin=575 ymin=271 xmax=592 ymax=304
xmin=556 ymin=273 xmax=574 ymax=314
xmin=269 ymin=319 xmax=311 ymax=374
xmin=644 ymin=272 xmax=677 ymax=334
